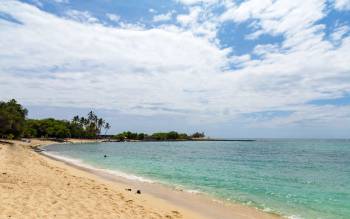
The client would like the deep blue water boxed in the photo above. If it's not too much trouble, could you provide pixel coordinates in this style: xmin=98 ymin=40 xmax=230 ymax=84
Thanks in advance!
xmin=45 ymin=139 xmax=350 ymax=219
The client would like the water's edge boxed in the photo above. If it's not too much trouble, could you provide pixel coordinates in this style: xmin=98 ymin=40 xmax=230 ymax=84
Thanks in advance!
xmin=39 ymin=143 xmax=284 ymax=219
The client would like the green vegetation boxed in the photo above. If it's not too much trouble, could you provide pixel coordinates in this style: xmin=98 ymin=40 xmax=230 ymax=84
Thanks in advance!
xmin=113 ymin=131 xmax=205 ymax=141
xmin=113 ymin=131 xmax=147 ymax=141
xmin=0 ymin=99 xmax=28 ymax=139
xmin=191 ymin=132 xmax=205 ymax=138
xmin=23 ymin=111 xmax=110 ymax=139
xmin=24 ymin=118 xmax=71 ymax=139
xmin=0 ymin=99 xmax=110 ymax=139
xmin=1 ymin=99 xmax=205 ymax=141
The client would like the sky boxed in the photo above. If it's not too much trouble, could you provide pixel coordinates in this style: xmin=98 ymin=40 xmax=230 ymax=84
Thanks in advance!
xmin=1 ymin=0 xmax=350 ymax=138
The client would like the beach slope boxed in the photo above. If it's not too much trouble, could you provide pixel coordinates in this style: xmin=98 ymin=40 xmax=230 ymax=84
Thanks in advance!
xmin=0 ymin=140 xmax=202 ymax=219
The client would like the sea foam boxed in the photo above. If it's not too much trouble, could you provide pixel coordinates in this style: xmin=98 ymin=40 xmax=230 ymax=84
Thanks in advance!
xmin=42 ymin=151 xmax=154 ymax=183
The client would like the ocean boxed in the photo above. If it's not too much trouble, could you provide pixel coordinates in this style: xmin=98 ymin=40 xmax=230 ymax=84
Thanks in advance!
xmin=44 ymin=139 xmax=350 ymax=219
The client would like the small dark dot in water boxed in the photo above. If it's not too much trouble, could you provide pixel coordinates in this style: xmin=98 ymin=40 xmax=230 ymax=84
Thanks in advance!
xmin=104 ymin=154 xmax=107 ymax=158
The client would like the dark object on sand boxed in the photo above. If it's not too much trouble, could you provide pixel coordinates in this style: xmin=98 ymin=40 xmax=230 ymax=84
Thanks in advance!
xmin=125 ymin=188 xmax=132 ymax=191
xmin=0 ymin=140 xmax=14 ymax=145
xmin=32 ymin=147 xmax=44 ymax=152
xmin=136 ymin=190 xmax=141 ymax=194
xmin=104 ymin=154 xmax=107 ymax=158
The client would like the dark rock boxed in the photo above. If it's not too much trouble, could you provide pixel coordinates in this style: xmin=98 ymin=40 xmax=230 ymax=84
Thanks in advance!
xmin=136 ymin=190 xmax=141 ymax=194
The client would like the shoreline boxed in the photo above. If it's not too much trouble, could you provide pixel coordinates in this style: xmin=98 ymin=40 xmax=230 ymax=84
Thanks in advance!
xmin=1 ymin=139 xmax=282 ymax=219
xmin=0 ymin=139 xmax=203 ymax=219
xmin=40 ymin=141 xmax=282 ymax=219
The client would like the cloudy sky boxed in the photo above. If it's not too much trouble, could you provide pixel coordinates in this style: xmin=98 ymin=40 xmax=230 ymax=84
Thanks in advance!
xmin=1 ymin=0 xmax=350 ymax=138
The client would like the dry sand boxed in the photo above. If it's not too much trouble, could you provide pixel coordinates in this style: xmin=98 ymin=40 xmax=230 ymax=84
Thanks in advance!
xmin=0 ymin=139 xmax=282 ymax=219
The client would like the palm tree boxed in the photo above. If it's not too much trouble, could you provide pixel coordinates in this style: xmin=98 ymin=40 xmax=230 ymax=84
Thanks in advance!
xmin=97 ymin=118 xmax=105 ymax=134
xmin=104 ymin=122 xmax=110 ymax=135
xmin=87 ymin=111 xmax=95 ymax=125
xmin=80 ymin=117 xmax=87 ymax=128
xmin=72 ymin=115 xmax=80 ymax=123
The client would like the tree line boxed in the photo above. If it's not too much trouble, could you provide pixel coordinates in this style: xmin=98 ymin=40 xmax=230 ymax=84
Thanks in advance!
xmin=0 ymin=99 xmax=110 ymax=139
xmin=0 ymin=99 xmax=205 ymax=140
xmin=113 ymin=131 xmax=205 ymax=141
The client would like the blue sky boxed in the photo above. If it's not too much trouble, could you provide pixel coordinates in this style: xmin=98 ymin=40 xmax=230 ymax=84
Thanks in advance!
xmin=1 ymin=0 xmax=350 ymax=138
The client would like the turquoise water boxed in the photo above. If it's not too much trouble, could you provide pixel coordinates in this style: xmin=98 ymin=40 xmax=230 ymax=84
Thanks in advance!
xmin=45 ymin=139 xmax=350 ymax=219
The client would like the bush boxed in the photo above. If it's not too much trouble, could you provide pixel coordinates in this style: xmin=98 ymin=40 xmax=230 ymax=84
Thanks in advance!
xmin=7 ymin=134 xmax=14 ymax=140
xmin=0 ymin=99 xmax=28 ymax=139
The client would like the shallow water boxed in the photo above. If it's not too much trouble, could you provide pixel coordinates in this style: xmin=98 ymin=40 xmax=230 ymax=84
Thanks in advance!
xmin=45 ymin=139 xmax=350 ymax=219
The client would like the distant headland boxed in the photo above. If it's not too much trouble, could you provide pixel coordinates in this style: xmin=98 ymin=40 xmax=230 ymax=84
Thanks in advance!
xmin=101 ymin=131 xmax=255 ymax=142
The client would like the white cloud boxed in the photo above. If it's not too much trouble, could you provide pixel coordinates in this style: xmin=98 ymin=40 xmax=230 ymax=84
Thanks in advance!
xmin=331 ymin=24 xmax=350 ymax=42
xmin=177 ymin=7 xmax=202 ymax=26
xmin=176 ymin=6 xmax=219 ymax=40
xmin=1 ymin=0 xmax=350 ymax=129
xmin=0 ymin=0 xmax=229 ymax=115
xmin=153 ymin=11 xmax=173 ymax=22
xmin=333 ymin=0 xmax=350 ymax=10
xmin=253 ymin=44 xmax=280 ymax=56
xmin=222 ymin=0 xmax=327 ymax=41
xmin=53 ymin=0 xmax=69 ymax=3
xmin=31 ymin=0 xmax=43 ymax=7
xmin=106 ymin=13 xmax=120 ymax=22
xmin=177 ymin=0 xmax=218 ymax=5
xmin=254 ymin=105 xmax=350 ymax=128
xmin=65 ymin=9 xmax=99 ymax=24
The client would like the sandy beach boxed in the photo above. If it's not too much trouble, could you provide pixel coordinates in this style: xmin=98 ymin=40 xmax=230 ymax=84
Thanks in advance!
xmin=0 ymin=139 xmax=281 ymax=219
